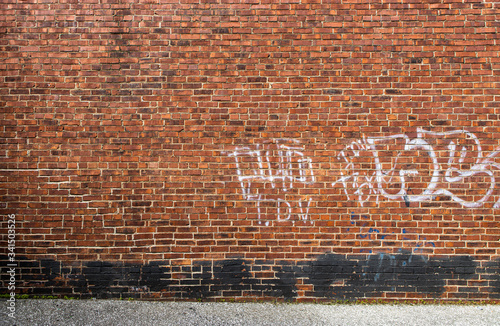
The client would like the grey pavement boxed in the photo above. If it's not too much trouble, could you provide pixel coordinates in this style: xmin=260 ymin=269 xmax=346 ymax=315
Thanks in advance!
xmin=1 ymin=299 xmax=499 ymax=326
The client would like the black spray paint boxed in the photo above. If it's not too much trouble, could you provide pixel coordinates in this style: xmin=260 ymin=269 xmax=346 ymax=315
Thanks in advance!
xmin=1 ymin=254 xmax=495 ymax=300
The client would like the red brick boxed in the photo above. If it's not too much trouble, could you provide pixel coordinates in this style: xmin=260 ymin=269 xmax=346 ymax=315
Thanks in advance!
xmin=1 ymin=0 xmax=499 ymax=303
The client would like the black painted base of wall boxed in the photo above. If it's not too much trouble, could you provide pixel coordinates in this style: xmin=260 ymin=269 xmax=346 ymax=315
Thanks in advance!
xmin=1 ymin=253 xmax=499 ymax=301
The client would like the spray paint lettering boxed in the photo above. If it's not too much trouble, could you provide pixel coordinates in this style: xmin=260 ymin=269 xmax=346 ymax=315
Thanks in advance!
xmin=227 ymin=140 xmax=315 ymax=225
xmin=349 ymin=213 xmax=435 ymax=254
xmin=333 ymin=128 xmax=500 ymax=207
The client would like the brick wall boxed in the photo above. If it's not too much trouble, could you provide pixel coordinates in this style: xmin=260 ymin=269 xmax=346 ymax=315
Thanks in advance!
xmin=1 ymin=0 xmax=500 ymax=302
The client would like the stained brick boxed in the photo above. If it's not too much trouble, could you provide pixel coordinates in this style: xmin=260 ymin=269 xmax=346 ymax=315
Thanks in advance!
xmin=1 ymin=0 xmax=499 ymax=303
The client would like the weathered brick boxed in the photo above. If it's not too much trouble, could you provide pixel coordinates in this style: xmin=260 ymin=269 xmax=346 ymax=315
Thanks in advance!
xmin=0 ymin=0 xmax=499 ymax=303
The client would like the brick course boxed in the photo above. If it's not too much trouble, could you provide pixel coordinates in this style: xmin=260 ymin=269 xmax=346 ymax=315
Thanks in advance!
xmin=1 ymin=0 xmax=500 ymax=301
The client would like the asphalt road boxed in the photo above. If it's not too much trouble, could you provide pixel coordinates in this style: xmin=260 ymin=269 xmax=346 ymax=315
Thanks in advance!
xmin=1 ymin=300 xmax=499 ymax=326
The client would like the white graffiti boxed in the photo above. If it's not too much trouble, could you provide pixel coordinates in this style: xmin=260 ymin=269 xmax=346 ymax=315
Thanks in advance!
xmin=333 ymin=128 xmax=500 ymax=208
xmin=228 ymin=140 xmax=315 ymax=225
